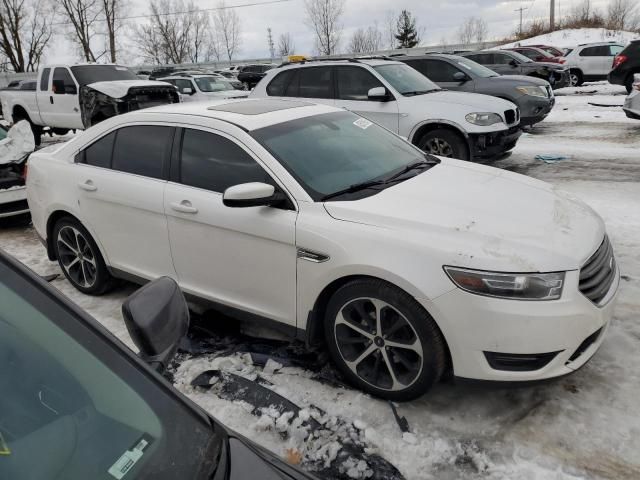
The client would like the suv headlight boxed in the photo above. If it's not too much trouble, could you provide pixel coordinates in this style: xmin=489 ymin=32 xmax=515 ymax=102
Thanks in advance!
xmin=444 ymin=267 xmax=565 ymax=300
xmin=465 ymin=112 xmax=503 ymax=126
xmin=516 ymin=86 xmax=548 ymax=98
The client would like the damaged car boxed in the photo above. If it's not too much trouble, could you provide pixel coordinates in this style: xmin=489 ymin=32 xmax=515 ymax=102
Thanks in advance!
xmin=0 ymin=64 xmax=179 ymax=145
xmin=0 ymin=121 xmax=35 ymax=220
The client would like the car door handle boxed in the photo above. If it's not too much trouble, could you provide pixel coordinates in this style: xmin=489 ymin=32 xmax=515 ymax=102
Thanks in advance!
xmin=78 ymin=180 xmax=97 ymax=192
xmin=49 ymin=96 xmax=54 ymax=104
xmin=170 ymin=200 xmax=198 ymax=214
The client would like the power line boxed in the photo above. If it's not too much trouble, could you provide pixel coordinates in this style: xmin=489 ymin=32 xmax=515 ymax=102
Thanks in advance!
xmin=51 ymin=0 xmax=292 ymax=26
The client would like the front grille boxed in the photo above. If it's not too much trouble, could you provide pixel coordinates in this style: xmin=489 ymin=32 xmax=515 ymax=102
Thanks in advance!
xmin=0 ymin=199 xmax=28 ymax=215
xmin=504 ymin=109 xmax=516 ymax=124
xmin=567 ymin=328 xmax=603 ymax=364
xmin=579 ymin=236 xmax=616 ymax=305
xmin=484 ymin=351 xmax=561 ymax=371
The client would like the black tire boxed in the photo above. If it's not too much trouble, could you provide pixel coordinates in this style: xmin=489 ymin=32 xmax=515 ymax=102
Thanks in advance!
xmin=52 ymin=217 xmax=114 ymax=295
xmin=323 ymin=278 xmax=447 ymax=401
xmin=416 ymin=128 xmax=469 ymax=161
xmin=569 ymin=69 xmax=583 ymax=87
xmin=52 ymin=128 xmax=70 ymax=136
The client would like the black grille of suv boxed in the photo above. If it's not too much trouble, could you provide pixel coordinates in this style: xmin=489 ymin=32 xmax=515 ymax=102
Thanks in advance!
xmin=504 ymin=109 xmax=516 ymax=124
xmin=579 ymin=236 xmax=616 ymax=305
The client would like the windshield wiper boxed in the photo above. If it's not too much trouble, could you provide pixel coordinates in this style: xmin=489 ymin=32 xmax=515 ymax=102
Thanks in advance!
xmin=383 ymin=159 xmax=437 ymax=183
xmin=403 ymin=89 xmax=440 ymax=96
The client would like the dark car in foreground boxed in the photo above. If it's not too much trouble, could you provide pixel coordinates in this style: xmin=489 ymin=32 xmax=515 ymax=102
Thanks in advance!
xmin=460 ymin=50 xmax=570 ymax=89
xmin=398 ymin=54 xmax=555 ymax=126
xmin=609 ymin=40 xmax=640 ymax=93
xmin=0 ymin=249 xmax=317 ymax=480
xmin=237 ymin=64 xmax=277 ymax=89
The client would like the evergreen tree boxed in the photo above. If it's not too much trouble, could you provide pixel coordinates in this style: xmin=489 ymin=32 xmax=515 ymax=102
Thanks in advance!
xmin=395 ymin=10 xmax=420 ymax=48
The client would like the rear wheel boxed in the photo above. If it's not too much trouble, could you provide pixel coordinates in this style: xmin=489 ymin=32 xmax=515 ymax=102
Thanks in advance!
xmin=417 ymin=128 xmax=469 ymax=161
xmin=324 ymin=279 xmax=447 ymax=401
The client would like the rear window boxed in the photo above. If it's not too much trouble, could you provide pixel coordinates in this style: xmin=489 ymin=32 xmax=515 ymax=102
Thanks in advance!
xmin=82 ymin=131 xmax=116 ymax=168
xmin=112 ymin=126 xmax=173 ymax=179
xmin=266 ymin=70 xmax=295 ymax=96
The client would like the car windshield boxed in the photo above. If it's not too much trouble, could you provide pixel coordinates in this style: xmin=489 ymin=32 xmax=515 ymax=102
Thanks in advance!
xmin=70 ymin=65 xmax=138 ymax=86
xmin=251 ymin=111 xmax=434 ymax=201
xmin=452 ymin=57 xmax=499 ymax=77
xmin=373 ymin=63 xmax=440 ymax=95
xmin=0 ymin=255 xmax=221 ymax=480
xmin=194 ymin=77 xmax=232 ymax=92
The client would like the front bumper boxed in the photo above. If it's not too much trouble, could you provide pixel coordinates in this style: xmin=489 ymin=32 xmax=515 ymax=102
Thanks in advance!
xmin=548 ymin=69 xmax=570 ymax=89
xmin=468 ymin=126 xmax=522 ymax=159
xmin=520 ymin=96 xmax=555 ymax=126
xmin=426 ymin=268 xmax=620 ymax=382
xmin=0 ymin=185 xmax=29 ymax=218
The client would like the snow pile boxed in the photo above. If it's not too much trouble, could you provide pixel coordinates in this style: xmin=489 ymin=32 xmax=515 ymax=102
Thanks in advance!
xmin=0 ymin=120 xmax=34 ymax=164
xmin=499 ymin=28 xmax=640 ymax=49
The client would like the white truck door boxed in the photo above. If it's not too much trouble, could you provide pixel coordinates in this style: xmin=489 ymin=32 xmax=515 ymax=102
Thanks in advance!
xmin=43 ymin=67 xmax=83 ymax=130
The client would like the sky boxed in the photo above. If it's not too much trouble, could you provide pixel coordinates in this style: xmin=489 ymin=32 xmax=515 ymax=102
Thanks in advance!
xmin=47 ymin=0 xmax=617 ymax=66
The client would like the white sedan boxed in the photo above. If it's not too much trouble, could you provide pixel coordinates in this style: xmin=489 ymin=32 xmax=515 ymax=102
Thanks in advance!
xmin=26 ymin=99 xmax=619 ymax=400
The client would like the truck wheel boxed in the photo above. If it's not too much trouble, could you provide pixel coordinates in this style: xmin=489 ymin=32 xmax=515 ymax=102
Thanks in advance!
xmin=417 ymin=129 xmax=469 ymax=161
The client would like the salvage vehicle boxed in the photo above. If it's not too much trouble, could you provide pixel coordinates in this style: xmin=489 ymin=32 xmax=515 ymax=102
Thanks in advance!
xmin=558 ymin=42 xmax=626 ymax=86
xmin=528 ymin=44 xmax=565 ymax=57
xmin=608 ymin=40 xmax=640 ymax=93
xmin=622 ymin=74 xmax=640 ymax=119
xmin=397 ymin=54 xmax=555 ymax=126
xmin=0 ymin=121 xmax=34 ymax=219
xmin=159 ymin=74 xmax=248 ymax=101
xmin=0 ymin=64 xmax=179 ymax=145
xmin=504 ymin=46 xmax=564 ymax=64
xmin=26 ymin=99 xmax=619 ymax=400
xmin=237 ymin=64 xmax=277 ymax=89
xmin=251 ymin=58 xmax=521 ymax=161
xmin=0 ymin=248 xmax=319 ymax=480
xmin=460 ymin=50 xmax=570 ymax=89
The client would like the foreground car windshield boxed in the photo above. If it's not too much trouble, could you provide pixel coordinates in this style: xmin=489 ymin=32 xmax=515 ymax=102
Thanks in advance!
xmin=373 ymin=64 xmax=440 ymax=95
xmin=0 ymin=258 xmax=219 ymax=479
xmin=454 ymin=57 xmax=499 ymax=78
xmin=70 ymin=65 xmax=139 ymax=86
xmin=195 ymin=77 xmax=233 ymax=92
xmin=251 ymin=111 xmax=430 ymax=201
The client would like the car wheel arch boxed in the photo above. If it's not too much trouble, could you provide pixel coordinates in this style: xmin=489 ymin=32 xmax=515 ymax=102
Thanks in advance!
xmin=46 ymin=210 xmax=109 ymax=265
xmin=410 ymin=122 xmax=471 ymax=160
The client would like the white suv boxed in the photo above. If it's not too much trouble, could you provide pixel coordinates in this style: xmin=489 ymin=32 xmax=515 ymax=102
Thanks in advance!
xmin=159 ymin=74 xmax=248 ymax=102
xmin=27 ymin=99 xmax=619 ymax=400
xmin=560 ymin=42 xmax=626 ymax=86
xmin=251 ymin=59 xmax=521 ymax=161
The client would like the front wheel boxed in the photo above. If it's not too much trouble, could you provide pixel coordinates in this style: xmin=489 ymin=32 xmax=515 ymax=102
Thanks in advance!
xmin=324 ymin=279 xmax=447 ymax=401
xmin=417 ymin=128 xmax=469 ymax=161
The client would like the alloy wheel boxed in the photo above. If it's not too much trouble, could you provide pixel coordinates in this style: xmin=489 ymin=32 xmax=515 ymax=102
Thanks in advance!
xmin=57 ymin=226 xmax=98 ymax=288
xmin=334 ymin=297 xmax=424 ymax=391
xmin=424 ymin=138 xmax=454 ymax=157
xmin=569 ymin=72 xmax=579 ymax=87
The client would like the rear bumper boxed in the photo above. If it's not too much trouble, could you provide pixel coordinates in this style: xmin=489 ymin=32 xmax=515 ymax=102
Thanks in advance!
xmin=0 ymin=185 xmax=29 ymax=218
xmin=469 ymin=126 xmax=522 ymax=159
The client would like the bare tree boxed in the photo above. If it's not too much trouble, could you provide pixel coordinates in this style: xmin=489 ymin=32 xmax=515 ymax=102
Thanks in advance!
xmin=206 ymin=30 xmax=222 ymax=61
xmin=304 ymin=0 xmax=345 ymax=55
xmin=189 ymin=9 xmax=209 ymax=63
xmin=213 ymin=0 xmax=241 ymax=62
xmin=278 ymin=32 xmax=295 ymax=56
xmin=135 ymin=22 xmax=165 ymax=64
xmin=102 ymin=0 xmax=124 ymax=62
xmin=384 ymin=10 xmax=396 ymax=49
xmin=348 ymin=24 xmax=382 ymax=54
xmin=457 ymin=16 xmax=487 ymax=47
xmin=607 ymin=0 xmax=639 ymax=31
xmin=59 ymin=0 xmax=103 ymax=62
xmin=473 ymin=17 xmax=488 ymax=45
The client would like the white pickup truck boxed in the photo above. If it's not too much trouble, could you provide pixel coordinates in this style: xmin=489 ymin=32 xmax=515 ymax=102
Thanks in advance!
xmin=0 ymin=64 xmax=179 ymax=144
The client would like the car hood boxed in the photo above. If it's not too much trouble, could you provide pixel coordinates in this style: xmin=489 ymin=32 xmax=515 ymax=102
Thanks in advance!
xmin=417 ymin=90 xmax=516 ymax=110
xmin=86 ymin=80 xmax=175 ymax=98
xmin=202 ymin=90 xmax=249 ymax=99
xmin=484 ymin=75 xmax=549 ymax=87
xmin=323 ymin=158 xmax=604 ymax=272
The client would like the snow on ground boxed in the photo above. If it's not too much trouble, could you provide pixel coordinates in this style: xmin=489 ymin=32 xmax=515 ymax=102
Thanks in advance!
xmin=499 ymin=28 xmax=640 ymax=49
xmin=1 ymin=81 xmax=639 ymax=479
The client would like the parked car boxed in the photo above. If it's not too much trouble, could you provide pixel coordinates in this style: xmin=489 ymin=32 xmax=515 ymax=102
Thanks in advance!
xmin=0 ymin=248 xmax=319 ymax=479
xmin=397 ymin=54 xmax=554 ymax=126
xmin=27 ymin=98 xmax=619 ymax=400
xmin=0 ymin=121 xmax=33 ymax=219
xmin=622 ymin=74 xmax=640 ymax=119
xmin=136 ymin=70 xmax=151 ymax=80
xmin=528 ymin=44 xmax=565 ymax=57
xmin=559 ymin=42 xmax=626 ymax=86
xmin=203 ymin=71 xmax=246 ymax=90
xmin=237 ymin=64 xmax=277 ymax=89
xmin=148 ymin=66 xmax=178 ymax=80
xmin=158 ymin=74 xmax=248 ymax=102
xmin=0 ymin=64 xmax=179 ymax=144
xmin=251 ymin=58 xmax=521 ymax=160
xmin=505 ymin=46 xmax=563 ymax=64
xmin=460 ymin=50 xmax=570 ymax=89
xmin=608 ymin=39 xmax=640 ymax=93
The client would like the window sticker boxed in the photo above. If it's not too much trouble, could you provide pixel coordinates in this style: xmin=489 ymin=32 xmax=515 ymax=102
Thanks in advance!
xmin=0 ymin=431 xmax=10 ymax=456
xmin=353 ymin=118 xmax=373 ymax=130
xmin=108 ymin=435 xmax=153 ymax=479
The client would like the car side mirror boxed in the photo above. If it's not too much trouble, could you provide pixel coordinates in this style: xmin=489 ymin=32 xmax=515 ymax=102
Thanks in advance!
xmin=182 ymin=87 xmax=194 ymax=95
xmin=509 ymin=59 xmax=518 ymax=67
xmin=122 ymin=277 xmax=189 ymax=373
xmin=223 ymin=182 xmax=284 ymax=208
xmin=367 ymin=86 xmax=390 ymax=101
xmin=453 ymin=71 xmax=468 ymax=82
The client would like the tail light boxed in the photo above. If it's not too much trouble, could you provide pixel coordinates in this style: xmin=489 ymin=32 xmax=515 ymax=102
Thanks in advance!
xmin=21 ymin=163 xmax=28 ymax=181
xmin=558 ymin=58 xmax=566 ymax=64
xmin=612 ymin=54 xmax=627 ymax=69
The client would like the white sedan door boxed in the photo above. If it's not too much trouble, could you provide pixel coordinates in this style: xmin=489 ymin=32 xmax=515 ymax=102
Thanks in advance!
xmin=75 ymin=124 xmax=176 ymax=280
xmin=164 ymin=127 xmax=298 ymax=326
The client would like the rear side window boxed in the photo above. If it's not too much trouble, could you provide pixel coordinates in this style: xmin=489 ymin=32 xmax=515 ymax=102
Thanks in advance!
xmin=82 ymin=131 xmax=116 ymax=168
xmin=112 ymin=126 xmax=173 ymax=179
xmin=40 ymin=68 xmax=51 ymax=91
xmin=266 ymin=70 xmax=295 ymax=96
xmin=609 ymin=45 xmax=624 ymax=56
xmin=515 ymin=49 xmax=537 ymax=60
xmin=179 ymin=129 xmax=271 ymax=193
xmin=336 ymin=66 xmax=383 ymax=100
xmin=297 ymin=67 xmax=333 ymax=99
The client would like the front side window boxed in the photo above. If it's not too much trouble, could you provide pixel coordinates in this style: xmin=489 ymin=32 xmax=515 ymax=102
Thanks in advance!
xmin=0 ymin=259 xmax=218 ymax=479
xmin=82 ymin=131 xmax=116 ymax=168
xmin=52 ymin=68 xmax=75 ymax=94
xmin=422 ymin=60 xmax=462 ymax=82
xmin=373 ymin=63 xmax=440 ymax=96
xmin=493 ymin=53 xmax=515 ymax=65
xmin=112 ymin=126 xmax=173 ymax=179
xmin=336 ymin=66 xmax=384 ymax=100
xmin=580 ymin=46 xmax=601 ymax=57
xmin=266 ymin=70 xmax=295 ymax=96
xmin=297 ymin=67 xmax=333 ymax=99
xmin=453 ymin=57 xmax=499 ymax=77
xmin=180 ymin=129 xmax=271 ymax=193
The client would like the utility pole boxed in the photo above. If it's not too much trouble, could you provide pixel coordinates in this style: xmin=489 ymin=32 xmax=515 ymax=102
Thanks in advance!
xmin=550 ymin=0 xmax=555 ymax=30
xmin=267 ymin=28 xmax=275 ymax=61
xmin=515 ymin=6 xmax=528 ymax=36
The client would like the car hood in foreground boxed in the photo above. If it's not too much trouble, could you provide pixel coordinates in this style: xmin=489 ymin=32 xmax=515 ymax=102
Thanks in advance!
xmin=323 ymin=158 xmax=604 ymax=272
xmin=86 ymin=80 xmax=176 ymax=98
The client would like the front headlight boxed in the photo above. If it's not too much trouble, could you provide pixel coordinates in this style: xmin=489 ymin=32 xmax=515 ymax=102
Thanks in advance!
xmin=465 ymin=112 xmax=503 ymax=126
xmin=444 ymin=267 xmax=565 ymax=300
xmin=516 ymin=86 xmax=548 ymax=98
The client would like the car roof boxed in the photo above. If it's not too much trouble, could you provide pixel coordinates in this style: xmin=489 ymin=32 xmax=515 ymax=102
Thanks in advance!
xmin=136 ymin=98 xmax=341 ymax=131
xmin=395 ymin=53 xmax=460 ymax=60
xmin=275 ymin=58 xmax=401 ymax=72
